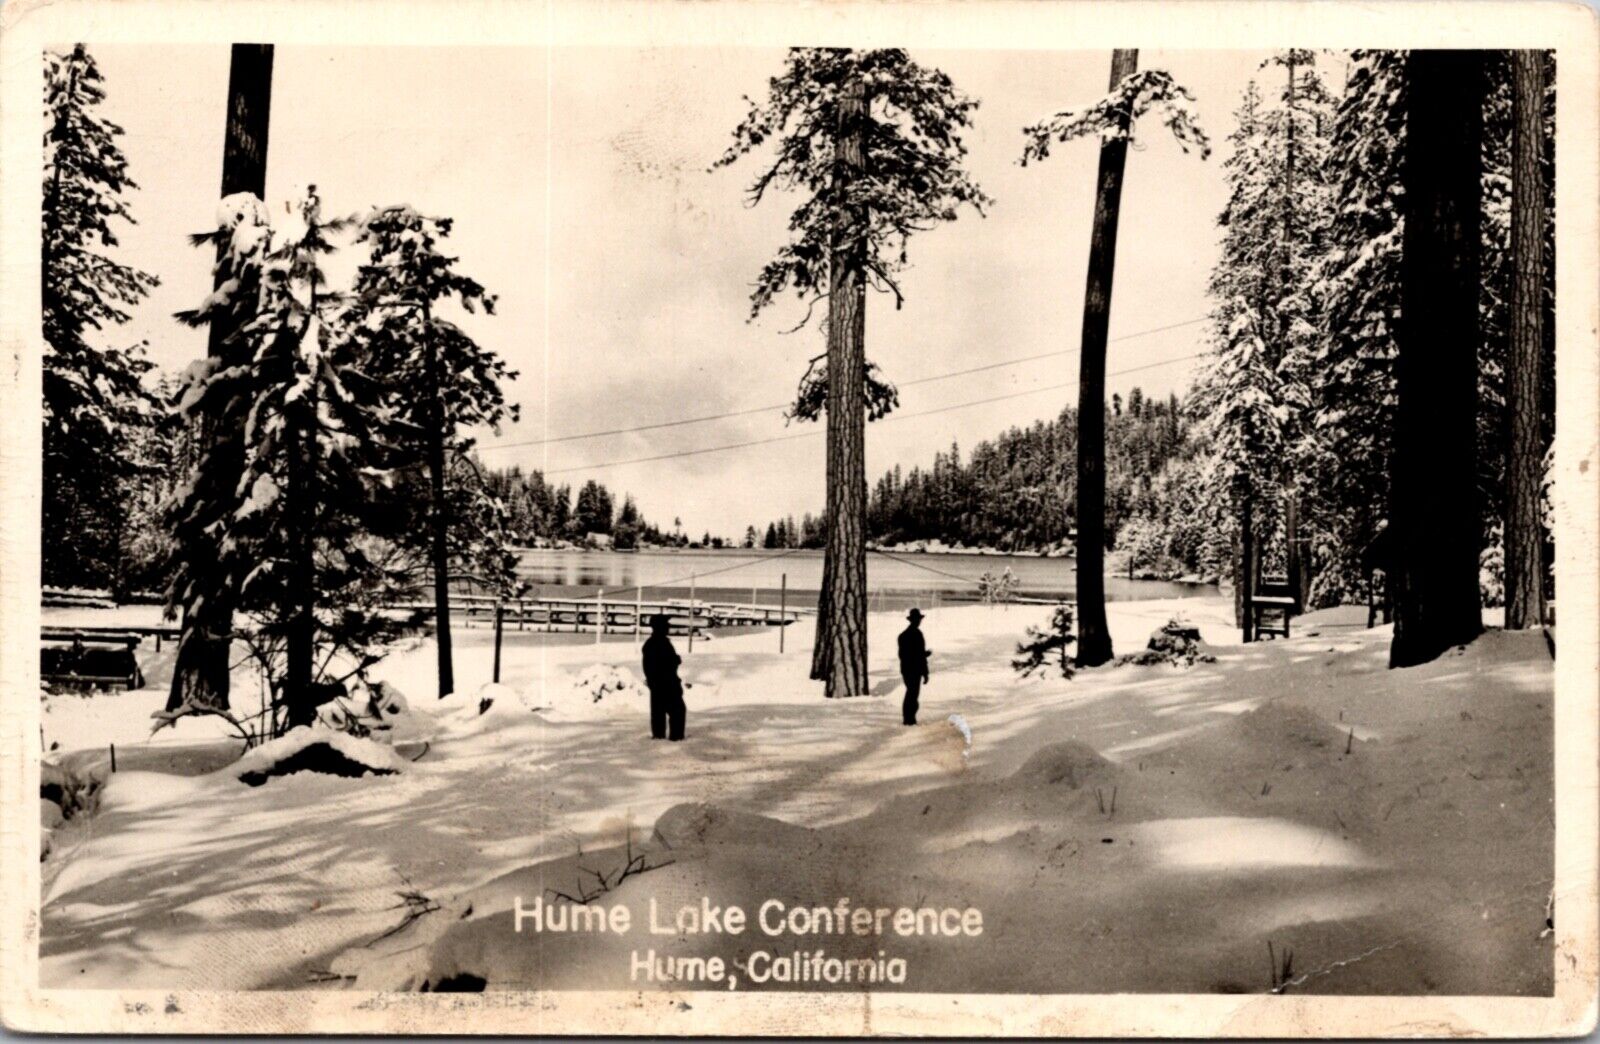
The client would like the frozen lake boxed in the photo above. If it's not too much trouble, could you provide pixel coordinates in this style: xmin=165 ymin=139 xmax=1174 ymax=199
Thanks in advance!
xmin=513 ymin=547 xmax=1214 ymax=610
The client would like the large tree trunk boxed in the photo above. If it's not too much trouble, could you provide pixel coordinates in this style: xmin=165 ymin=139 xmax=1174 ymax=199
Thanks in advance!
xmin=168 ymin=44 xmax=274 ymax=714
xmin=1073 ymin=49 xmax=1137 ymax=668
xmin=1389 ymin=50 xmax=1485 ymax=668
xmin=810 ymin=532 xmax=833 ymax=680
xmin=283 ymin=387 xmax=317 ymax=728
xmin=1504 ymin=50 xmax=1548 ymax=630
xmin=821 ymin=73 xmax=869 ymax=698
xmin=422 ymin=303 xmax=456 ymax=698
xmin=1280 ymin=54 xmax=1310 ymax=612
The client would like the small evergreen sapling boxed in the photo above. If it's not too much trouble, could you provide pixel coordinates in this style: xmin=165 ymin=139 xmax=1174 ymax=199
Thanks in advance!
xmin=1013 ymin=605 xmax=1077 ymax=679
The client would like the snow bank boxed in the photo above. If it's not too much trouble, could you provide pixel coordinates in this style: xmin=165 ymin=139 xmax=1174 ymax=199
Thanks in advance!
xmin=41 ymin=598 xmax=1555 ymax=996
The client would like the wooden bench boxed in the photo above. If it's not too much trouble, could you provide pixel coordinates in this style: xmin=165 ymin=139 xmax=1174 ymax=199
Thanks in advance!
xmin=1249 ymin=596 xmax=1296 ymax=640
xmin=40 ymin=630 xmax=146 ymax=691
xmin=1247 ymin=574 xmax=1298 ymax=641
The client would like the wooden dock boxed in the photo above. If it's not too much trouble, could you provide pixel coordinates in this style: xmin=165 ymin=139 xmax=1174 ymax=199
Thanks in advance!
xmin=393 ymin=593 xmax=813 ymax=637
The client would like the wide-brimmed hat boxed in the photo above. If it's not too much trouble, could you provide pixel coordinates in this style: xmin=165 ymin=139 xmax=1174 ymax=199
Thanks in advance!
xmin=649 ymin=613 xmax=672 ymax=632
xmin=906 ymin=608 xmax=924 ymax=621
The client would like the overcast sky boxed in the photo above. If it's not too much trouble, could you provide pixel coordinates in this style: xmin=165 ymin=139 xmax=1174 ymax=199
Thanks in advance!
xmin=91 ymin=44 xmax=1288 ymax=537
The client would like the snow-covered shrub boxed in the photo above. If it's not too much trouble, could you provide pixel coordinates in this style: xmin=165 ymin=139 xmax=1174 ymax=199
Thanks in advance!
xmin=575 ymin=664 xmax=646 ymax=707
xmin=233 ymin=726 xmax=408 ymax=787
xmin=1119 ymin=618 xmax=1216 ymax=667
xmin=977 ymin=568 xmax=1019 ymax=605
xmin=315 ymin=680 xmax=429 ymax=745
xmin=1479 ymin=525 xmax=1506 ymax=608
xmin=1012 ymin=605 xmax=1076 ymax=679
xmin=41 ymin=758 xmax=102 ymax=827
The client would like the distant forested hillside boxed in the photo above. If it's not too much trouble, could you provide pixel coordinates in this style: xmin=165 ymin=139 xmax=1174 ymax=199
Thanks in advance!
xmin=753 ymin=386 xmax=1194 ymax=555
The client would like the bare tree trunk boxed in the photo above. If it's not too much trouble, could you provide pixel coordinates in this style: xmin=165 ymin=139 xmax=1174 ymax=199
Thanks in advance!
xmin=1073 ymin=48 xmax=1137 ymax=668
xmin=1281 ymin=53 xmax=1309 ymax=611
xmin=422 ymin=301 xmax=456 ymax=698
xmin=168 ymin=44 xmax=274 ymax=714
xmin=283 ymin=385 xmax=316 ymax=728
xmin=1232 ymin=514 xmax=1245 ymax=630
xmin=1240 ymin=493 xmax=1256 ymax=642
xmin=821 ymin=72 xmax=870 ymax=698
xmin=1505 ymin=50 xmax=1548 ymax=630
xmin=1389 ymin=50 xmax=1485 ymax=668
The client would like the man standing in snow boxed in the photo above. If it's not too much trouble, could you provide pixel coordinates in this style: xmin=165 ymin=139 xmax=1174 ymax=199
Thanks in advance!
xmin=898 ymin=608 xmax=931 ymax=726
xmin=642 ymin=614 xmax=686 ymax=741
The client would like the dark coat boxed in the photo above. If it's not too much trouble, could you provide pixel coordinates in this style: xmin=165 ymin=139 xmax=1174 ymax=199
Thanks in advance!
xmin=898 ymin=625 xmax=929 ymax=679
xmin=642 ymin=633 xmax=683 ymax=697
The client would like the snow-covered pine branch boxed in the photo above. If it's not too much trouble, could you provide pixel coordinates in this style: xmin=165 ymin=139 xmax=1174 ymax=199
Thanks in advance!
xmin=1020 ymin=69 xmax=1212 ymax=166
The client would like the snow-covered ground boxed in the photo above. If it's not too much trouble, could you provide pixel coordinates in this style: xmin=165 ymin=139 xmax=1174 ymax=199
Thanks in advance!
xmin=39 ymin=597 xmax=1553 ymax=995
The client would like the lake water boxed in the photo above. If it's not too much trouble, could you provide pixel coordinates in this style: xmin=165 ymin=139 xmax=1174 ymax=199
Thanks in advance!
xmin=513 ymin=548 xmax=1214 ymax=610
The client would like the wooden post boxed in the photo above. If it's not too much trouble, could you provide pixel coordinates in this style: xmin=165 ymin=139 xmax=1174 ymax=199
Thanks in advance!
xmin=688 ymin=574 xmax=697 ymax=653
xmin=780 ymin=573 xmax=788 ymax=654
xmin=109 ymin=742 xmax=117 ymax=773
xmin=493 ymin=603 xmax=504 ymax=684
xmin=635 ymin=585 xmax=643 ymax=643
xmin=596 ymin=590 xmax=603 ymax=644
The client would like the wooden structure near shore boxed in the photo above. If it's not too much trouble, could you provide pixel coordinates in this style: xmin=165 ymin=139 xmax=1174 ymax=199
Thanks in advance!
xmin=393 ymin=593 xmax=812 ymax=637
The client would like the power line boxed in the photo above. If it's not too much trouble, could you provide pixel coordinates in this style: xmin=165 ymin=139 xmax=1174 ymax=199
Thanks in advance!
xmin=478 ymin=315 xmax=1209 ymax=452
xmin=595 ymin=545 xmax=811 ymax=599
xmin=542 ymin=349 xmax=1208 ymax=476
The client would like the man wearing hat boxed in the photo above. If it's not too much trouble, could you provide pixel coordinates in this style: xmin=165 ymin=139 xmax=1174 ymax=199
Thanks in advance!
xmin=898 ymin=608 xmax=931 ymax=726
xmin=642 ymin=613 xmax=686 ymax=741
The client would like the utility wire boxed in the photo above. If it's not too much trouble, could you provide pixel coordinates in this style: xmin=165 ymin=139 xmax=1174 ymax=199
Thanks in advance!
xmin=593 ymin=545 xmax=811 ymax=599
xmin=478 ymin=315 xmax=1209 ymax=452
xmin=540 ymin=349 xmax=1207 ymax=476
xmin=867 ymin=546 xmax=992 ymax=583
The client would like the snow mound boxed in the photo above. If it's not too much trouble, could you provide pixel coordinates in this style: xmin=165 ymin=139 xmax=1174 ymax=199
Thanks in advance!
xmin=425 ymin=682 xmax=554 ymax=743
xmin=1010 ymin=740 xmax=1116 ymax=788
xmin=652 ymin=802 xmax=817 ymax=851
xmin=232 ymin=726 xmax=408 ymax=786
xmin=1222 ymin=701 xmax=1348 ymax=751
xmin=471 ymin=682 xmax=541 ymax=726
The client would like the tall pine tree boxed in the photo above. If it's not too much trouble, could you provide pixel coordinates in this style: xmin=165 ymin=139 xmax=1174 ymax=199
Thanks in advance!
xmin=42 ymin=44 xmax=159 ymax=591
xmin=167 ymin=44 xmax=275 ymax=713
xmin=716 ymin=48 xmax=988 ymax=698
xmin=1388 ymin=50 xmax=1486 ymax=668
xmin=167 ymin=189 xmax=403 ymax=730
xmin=1022 ymin=53 xmax=1209 ymax=665
xmin=1193 ymin=53 xmax=1334 ymax=627
xmin=344 ymin=206 xmax=516 ymax=699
